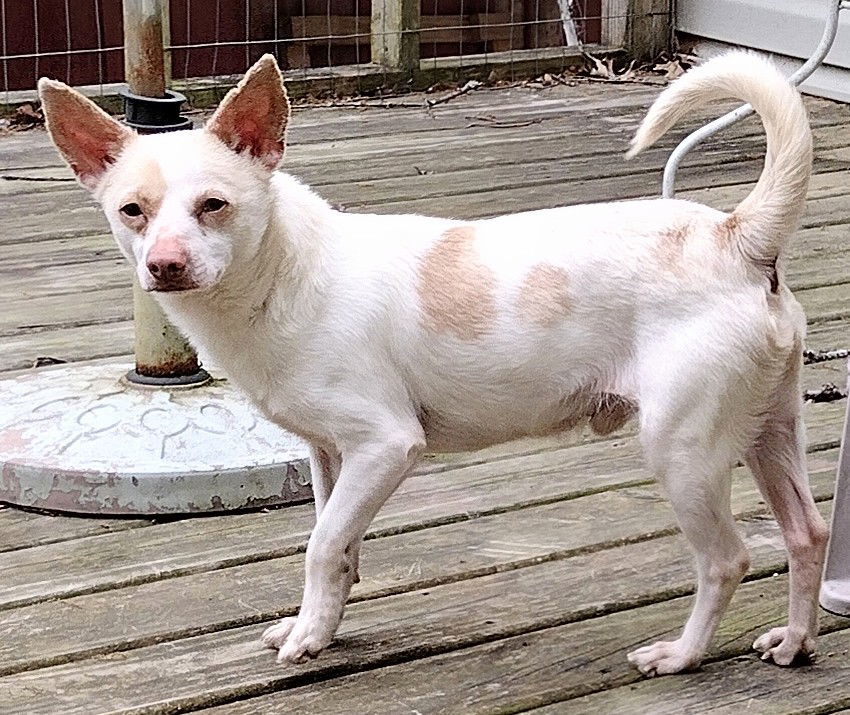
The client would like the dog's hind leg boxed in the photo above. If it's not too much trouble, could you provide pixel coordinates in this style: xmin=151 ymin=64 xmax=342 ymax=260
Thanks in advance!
xmin=628 ymin=380 xmax=751 ymax=676
xmin=745 ymin=365 xmax=829 ymax=665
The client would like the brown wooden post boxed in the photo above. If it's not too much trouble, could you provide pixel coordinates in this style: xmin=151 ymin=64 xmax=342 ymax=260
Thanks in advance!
xmin=626 ymin=0 xmax=672 ymax=61
xmin=601 ymin=0 xmax=629 ymax=48
xmin=371 ymin=0 xmax=420 ymax=74
xmin=160 ymin=0 xmax=172 ymax=87
xmin=122 ymin=0 xmax=205 ymax=383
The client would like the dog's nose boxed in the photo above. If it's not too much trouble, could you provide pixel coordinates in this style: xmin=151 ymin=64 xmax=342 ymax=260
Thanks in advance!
xmin=147 ymin=256 xmax=186 ymax=280
xmin=146 ymin=240 xmax=189 ymax=282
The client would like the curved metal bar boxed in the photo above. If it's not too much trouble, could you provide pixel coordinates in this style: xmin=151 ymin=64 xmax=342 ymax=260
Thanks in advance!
xmin=661 ymin=0 xmax=845 ymax=198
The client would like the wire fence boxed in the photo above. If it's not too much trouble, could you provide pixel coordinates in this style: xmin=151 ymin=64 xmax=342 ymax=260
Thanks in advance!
xmin=0 ymin=1 xmax=671 ymax=103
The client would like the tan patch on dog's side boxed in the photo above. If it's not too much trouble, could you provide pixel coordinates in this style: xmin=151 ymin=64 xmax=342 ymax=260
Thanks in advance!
xmin=517 ymin=264 xmax=571 ymax=327
xmin=713 ymin=213 xmax=741 ymax=248
xmin=118 ymin=159 xmax=167 ymax=233
xmin=715 ymin=213 xmax=779 ymax=293
xmin=418 ymin=226 xmax=496 ymax=340
xmin=653 ymin=223 xmax=690 ymax=274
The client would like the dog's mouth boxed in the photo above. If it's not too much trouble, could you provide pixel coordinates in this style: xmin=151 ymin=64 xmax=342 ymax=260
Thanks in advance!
xmin=146 ymin=281 xmax=201 ymax=294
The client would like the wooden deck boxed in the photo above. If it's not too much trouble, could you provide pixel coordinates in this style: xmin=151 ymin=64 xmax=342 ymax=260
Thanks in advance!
xmin=1 ymin=79 xmax=850 ymax=714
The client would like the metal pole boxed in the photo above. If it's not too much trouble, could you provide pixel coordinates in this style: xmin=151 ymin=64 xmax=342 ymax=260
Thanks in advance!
xmin=121 ymin=0 xmax=208 ymax=385
xmin=661 ymin=0 xmax=847 ymax=199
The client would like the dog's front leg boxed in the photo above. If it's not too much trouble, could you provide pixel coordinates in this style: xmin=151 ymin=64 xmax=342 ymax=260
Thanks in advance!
xmin=263 ymin=426 xmax=425 ymax=664
xmin=309 ymin=445 xmax=341 ymax=519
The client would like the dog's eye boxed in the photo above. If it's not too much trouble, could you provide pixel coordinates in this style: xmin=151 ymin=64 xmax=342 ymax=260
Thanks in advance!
xmin=202 ymin=197 xmax=228 ymax=213
xmin=120 ymin=202 xmax=143 ymax=217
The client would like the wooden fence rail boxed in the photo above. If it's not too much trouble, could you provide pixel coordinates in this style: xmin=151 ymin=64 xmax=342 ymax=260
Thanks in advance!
xmin=0 ymin=0 xmax=671 ymax=100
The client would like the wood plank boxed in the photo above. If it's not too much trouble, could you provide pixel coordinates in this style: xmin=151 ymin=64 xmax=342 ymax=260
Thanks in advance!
xmin=798 ymin=283 xmax=850 ymax=326
xmin=0 ymin=81 xmax=755 ymax=171
xmin=1 ymin=511 xmax=842 ymax=714
xmin=6 ymin=114 xmax=849 ymax=206
xmin=2 ymin=110 xmax=846 ymax=242
xmin=334 ymin=154 xmax=848 ymax=218
xmin=0 ymin=259 xmax=131 ymax=301
xmin=0 ymin=224 xmax=114 ymax=261
xmin=0 ymin=84 xmax=660 ymax=171
xmin=0 ymin=449 xmax=839 ymax=679
xmin=231 ymin=580 xmax=848 ymax=715
xmin=0 ymin=510 xmax=151 ymax=554
xmin=2 ymin=94 xmax=845 ymax=194
xmin=2 ymin=86 xmax=843 ymax=178
xmin=0 ymin=424 xmax=636 ymax=554
xmin=198 ymin=513 xmax=845 ymax=715
xmin=0 ymin=428 xmax=838 ymax=619
xmin=0 ymin=154 xmax=850 ymax=260
xmin=1 ymin=306 xmax=838 ymax=412
xmin=0 ymin=441 xmax=652 ymax=610
xmin=0 ymin=286 xmax=131 ymax=337
xmin=554 ymin=631 xmax=850 ymax=713
xmin=0 ymin=321 xmax=134 ymax=372
xmin=803 ymin=319 xmax=850 ymax=393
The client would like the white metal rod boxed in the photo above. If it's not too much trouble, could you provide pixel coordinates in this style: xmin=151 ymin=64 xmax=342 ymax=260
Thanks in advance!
xmin=661 ymin=0 xmax=845 ymax=198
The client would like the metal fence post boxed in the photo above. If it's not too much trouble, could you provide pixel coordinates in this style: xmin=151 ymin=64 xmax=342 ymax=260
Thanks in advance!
xmin=121 ymin=0 xmax=208 ymax=385
xmin=371 ymin=0 xmax=420 ymax=75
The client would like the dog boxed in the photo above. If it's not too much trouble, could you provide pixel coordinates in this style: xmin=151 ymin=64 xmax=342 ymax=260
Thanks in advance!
xmin=39 ymin=51 xmax=828 ymax=676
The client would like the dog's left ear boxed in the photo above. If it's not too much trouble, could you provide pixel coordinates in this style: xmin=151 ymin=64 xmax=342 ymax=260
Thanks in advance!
xmin=206 ymin=54 xmax=290 ymax=170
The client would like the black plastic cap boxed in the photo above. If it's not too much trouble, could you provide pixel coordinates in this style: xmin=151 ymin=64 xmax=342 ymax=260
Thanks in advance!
xmin=120 ymin=87 xmax=193 ymax=134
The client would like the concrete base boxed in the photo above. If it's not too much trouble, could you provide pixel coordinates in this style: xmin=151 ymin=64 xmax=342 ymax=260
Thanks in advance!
xmin=820 ymin=360 xmax=850 ymax=617
xmin=0 ymin=363 xmax=311 ymax=515
xmin=821 ymin=579 xmax=850 ymax=617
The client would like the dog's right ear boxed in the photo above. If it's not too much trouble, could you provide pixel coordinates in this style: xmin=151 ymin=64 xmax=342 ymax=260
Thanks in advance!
xmin=205 ymin=54 xmax=290 ymax=171
xmin=37 ymin=78 xmax=134 ymax=192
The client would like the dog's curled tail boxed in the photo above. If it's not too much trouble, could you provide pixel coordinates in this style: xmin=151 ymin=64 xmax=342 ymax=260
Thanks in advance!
xmin=627 ymin=52 xmax=812 ymax=264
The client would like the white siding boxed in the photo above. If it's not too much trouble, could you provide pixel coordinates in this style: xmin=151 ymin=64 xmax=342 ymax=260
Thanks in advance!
xmin=677 ymin=0 xmax=850 ymax=101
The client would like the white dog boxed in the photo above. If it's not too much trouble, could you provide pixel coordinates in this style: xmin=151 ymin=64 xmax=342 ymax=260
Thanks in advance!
xmin=39 ymin=51 xmax=827 ymax=676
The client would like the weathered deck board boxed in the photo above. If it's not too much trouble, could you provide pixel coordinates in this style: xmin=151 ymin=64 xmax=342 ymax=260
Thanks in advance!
xmin=1 ymin=79 xmax=849 ymax=714
xmin=0 ymin=508 xmax=151 ymax=553
xmin=4 ymin=565 xmax=845 ymax=714
xmin=195 ymin=576 xmax=849 ymax=715
xmin=0 ymin=453 xmax=839 ymax=682
xmin=556 ymin=630 xmax=850 ymax=714
xmin=0 ymin=402 xmax=843 ymax=612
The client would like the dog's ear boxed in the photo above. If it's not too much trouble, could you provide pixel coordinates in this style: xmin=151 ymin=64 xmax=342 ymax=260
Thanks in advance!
xmin=206 ymin=54 xmax=290 ymax=170
xmin=38 ymin=78 xmax=134 ymax=192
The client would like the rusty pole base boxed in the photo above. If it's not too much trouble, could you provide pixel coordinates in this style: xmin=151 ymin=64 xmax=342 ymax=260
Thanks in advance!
xmin=0 ymin=363 xmax=311 ymax=516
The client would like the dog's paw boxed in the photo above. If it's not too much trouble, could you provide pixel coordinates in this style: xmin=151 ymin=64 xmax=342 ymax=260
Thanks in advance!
xmin=627 ymin=640 xmax=700 ymax=677
xmin=753 ymin=626 xmax=816 ymax=666
xmin=261 ymin=617 xmax=298 ymax=650
xmin=275 ymin=617 xmax=333 ymax=665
